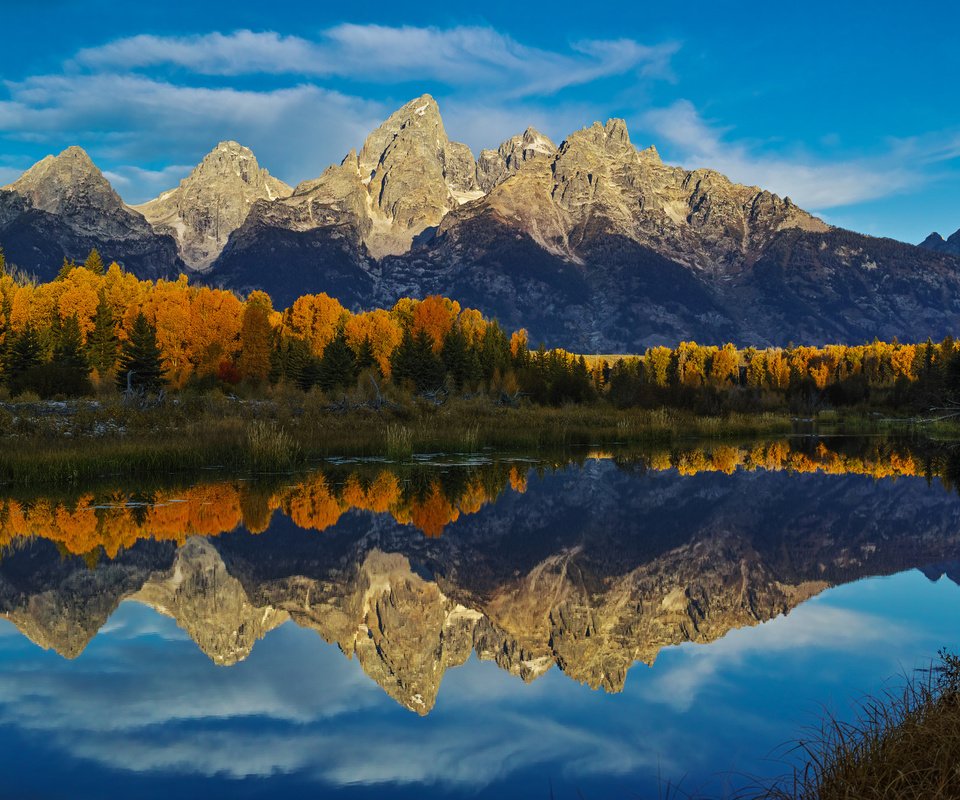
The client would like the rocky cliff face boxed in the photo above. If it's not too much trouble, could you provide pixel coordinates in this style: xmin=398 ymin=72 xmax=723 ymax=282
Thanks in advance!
xmin=0 ymin=147 xmax=181 ymax=280
xmin=228 ymin=94 xmax=482 ymax=263
xmin=476 ymin=126 xmax=557 ymax=192
xmin=452 ymin=118 xmax=828 ymax=269
xmin=130 ymin=538 xmax=288 ymax=666
xmin=921 ymin=228 xmax=960 ymax=256
xmin=3 ymin=100 xmax=959 ymax=349
xmin=204 ymin=99 xmax=960 ymax=347
xmin=134 ymin=141 xmax=291 ymax=271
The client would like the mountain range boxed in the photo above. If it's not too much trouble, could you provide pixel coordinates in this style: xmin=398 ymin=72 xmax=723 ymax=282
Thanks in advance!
xmin=1 ymin=461 xmax=958 ymax=713
xmin=2 ymin=94 xmax=959 ymax=350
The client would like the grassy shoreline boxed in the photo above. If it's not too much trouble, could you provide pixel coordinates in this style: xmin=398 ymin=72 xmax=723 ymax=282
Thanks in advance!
xmin=0 ymin=394 xmax=800 ymax=485
xmin=0 ymin=393 xmax=957 ymax=487
xmin=759 ymin=652 xmax=960 ymax=800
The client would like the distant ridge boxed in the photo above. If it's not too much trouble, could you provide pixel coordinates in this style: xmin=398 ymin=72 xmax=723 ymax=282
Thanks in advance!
xmin=2 ymin=94 xmax=960 ymax=349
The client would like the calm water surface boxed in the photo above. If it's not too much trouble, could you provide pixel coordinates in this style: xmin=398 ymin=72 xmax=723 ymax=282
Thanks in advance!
xmin=0 ymin=437 xmax=958 ymax=799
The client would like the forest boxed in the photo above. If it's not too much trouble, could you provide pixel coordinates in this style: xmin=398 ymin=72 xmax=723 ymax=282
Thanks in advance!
xmin=1 ymin=248 xmax=958 ymax=413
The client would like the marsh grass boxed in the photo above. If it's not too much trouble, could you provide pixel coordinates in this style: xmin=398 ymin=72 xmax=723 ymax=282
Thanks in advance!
xmin=246 ymin=421 xmax=301 ymax=471
xmin=384 ymin=424 xmax=414 ymax=461
xmin=0 ymin=394 xmax=796 ymax=485
xmin=752 ymin=651 xmax=960 ymax=800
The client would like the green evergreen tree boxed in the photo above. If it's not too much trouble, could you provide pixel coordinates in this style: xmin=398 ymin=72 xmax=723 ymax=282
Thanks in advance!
xmin=87 ymin=291 xmax=118 ymax=375
xmin=318 ymin=331 xmax=358 ymax=392
xmin=479 ymin=322 xmax=511 ymax=385
xmin=5 ymin=324 xmax=43 ymax=394
xmin=50 ymin=314 xmax=92 ymax=396
xmin=355 ymin=336 xmax=379 ymax=376
xmin=441 ymin=326 xmax=470 ymax=390
xmin=6 ymin=324 xmax=43 ymax=378
xmin=83 ymin=248 xmax=105 ymax=275
xmin=390 ymin=328 xmax=418 ymax=388
xmin=116 ymin=313 xmax=166 ymax=393
xmin=56 ymin=257 xmax=79 ymax=281
xmin=280 ymin=338 xmax=315 ymax=391
xmin=411 ymin=329 xmax=444 ymax=392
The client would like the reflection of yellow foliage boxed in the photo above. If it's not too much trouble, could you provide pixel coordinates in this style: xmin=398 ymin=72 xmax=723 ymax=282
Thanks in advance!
xmin=0 ymin=442 xmax=935 ymax=559
xmin=650 ymin=440 xmax=925 ymax=482
xmin=284 ymin=475 xmax=344 ymax=532
xmin=509 ymin=466 xmax=528 ymax=494
xmin=410 ymin=483 xmax=459 ymax=538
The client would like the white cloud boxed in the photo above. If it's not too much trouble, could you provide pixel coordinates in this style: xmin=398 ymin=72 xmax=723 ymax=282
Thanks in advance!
xmin=0 ymin=25 xmax=676 ymax=201
xmin=72 ymin=26 xmax=678 ymax=100
xmin=638 ymin=603 xmax=914 ymax=712
xmin=0 ymin=603 xmax=658 ymax=789
xmin=640 ymin=99 xmax=929 ymax=210
xmin=0 ymin=73 xmax=384 ymax=194
xmin=103 ymin=164 xmax=194 ymax=204
xmin=0 ymin=166 xmax=22 ymax=186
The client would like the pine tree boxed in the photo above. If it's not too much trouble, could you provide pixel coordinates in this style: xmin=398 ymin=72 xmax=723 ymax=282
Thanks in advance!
xmin=5 ymin=324 xmax=43 ymax=394
xmin=318 ymin=331 xmax=357 ymax=392
xmin=479 ymin=322 xmax=511 ymax=385
xmin=390 ymin=328 xmax=418 ymax=388
xmin=441 ymin=326 xmax=470 ymax=390
xmin=411 ymin=329 xmax=444 ymax=392
xmin=355 ymin=336 xmax=378 ymax=376
xmin=51 ymin=314 xmax=92 ymax=396
xmin=87 ymin=291 xmax=118 ymax=375
xmin=83 ymin=248 xmax=105 ymax=275
xmin=281 ymin=338 xmax=315 ymax=391
xmin=116 ymin=313 xmax=166 ymax=393
xmin=7 ymin=325 xmax=42 ymax=377
xmin=56 ymin=257 xmax=78 ymax=281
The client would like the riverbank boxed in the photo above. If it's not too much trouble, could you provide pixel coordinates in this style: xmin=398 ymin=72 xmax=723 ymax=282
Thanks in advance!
xmin=1 ymin=392 xmax=958 ymax=487
xmin=0 ymin=393 xmax=800 ymax=485
xmin=761 ymin=652 xmax=960 ymax=800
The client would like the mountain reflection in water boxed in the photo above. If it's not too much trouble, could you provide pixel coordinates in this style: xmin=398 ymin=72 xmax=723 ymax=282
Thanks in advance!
xmin=0 ymin=436 xmax=957 ymax=720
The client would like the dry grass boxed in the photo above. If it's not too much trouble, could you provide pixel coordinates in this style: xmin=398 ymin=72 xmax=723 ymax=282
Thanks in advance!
xmin=384 ymin=423 xmax=414 ymax=461
xmin=0 ymin=393 xmax=796 ymax=485
xmin=246 ymin=420 xmax=301 ymax=471
xmin=754 ymin=651 xmax=960 ymax=800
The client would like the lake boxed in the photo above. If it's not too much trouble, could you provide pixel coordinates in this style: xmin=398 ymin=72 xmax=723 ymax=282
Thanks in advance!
xmin=0 ymin=436 xmax=958 ymax=799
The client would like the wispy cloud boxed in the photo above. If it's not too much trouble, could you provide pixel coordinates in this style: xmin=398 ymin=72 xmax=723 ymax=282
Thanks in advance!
xmin=0 ymin=604 xmax=656 ymax=789
xmin=72 ymin=26 xmax=678 ymax=99
xmin=639 ymin=99 xmax=946 ymax=210
xmin=638 ymin=603 xmax=914 ymax=712
xmin=0 ymin=25 xmax=675 ymax=201
xmin=0 ymin=74 xmax=384 ymax=201
xmin=0 ymin=166 xmax=23 ymax=186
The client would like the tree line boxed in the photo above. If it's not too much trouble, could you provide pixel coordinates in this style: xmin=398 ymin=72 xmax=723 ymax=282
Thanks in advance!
xmin=0 ymin=247 xmax=958 ymax=410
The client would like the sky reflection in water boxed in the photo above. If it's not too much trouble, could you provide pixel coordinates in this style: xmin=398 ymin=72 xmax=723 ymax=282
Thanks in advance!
xmin=0 ymin=440 xmax=957 ymax=799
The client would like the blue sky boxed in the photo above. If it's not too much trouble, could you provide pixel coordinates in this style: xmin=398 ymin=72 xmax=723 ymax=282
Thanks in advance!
xmin=1 ymin=0 xmax=957 ymax=243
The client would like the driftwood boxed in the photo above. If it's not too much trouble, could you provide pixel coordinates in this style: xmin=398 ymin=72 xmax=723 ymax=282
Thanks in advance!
xmin=907 ymin=401 xmax=960 ymax=424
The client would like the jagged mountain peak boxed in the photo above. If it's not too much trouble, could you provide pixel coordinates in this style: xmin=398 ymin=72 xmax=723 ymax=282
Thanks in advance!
xmin=4 ymin=145 xmax=121 ymax=215
xmin=476 ymin=126 xmax=558 ymax=192
xmin=920 ymin=228 xmax=960 ymax=256
xmin=358 ymin=93 xmax=446 ymax=179
xmin=134 ymin=140 xmax=291 ymax=271
xmin=270 ymin=93 xmax=479 ymax=259
xmin=561 ymin=118 xmax=634 ymax=155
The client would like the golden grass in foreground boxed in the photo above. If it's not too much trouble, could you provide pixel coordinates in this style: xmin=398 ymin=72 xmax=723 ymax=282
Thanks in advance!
xmin=756 ymin=652 xmax=960 ymax=800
